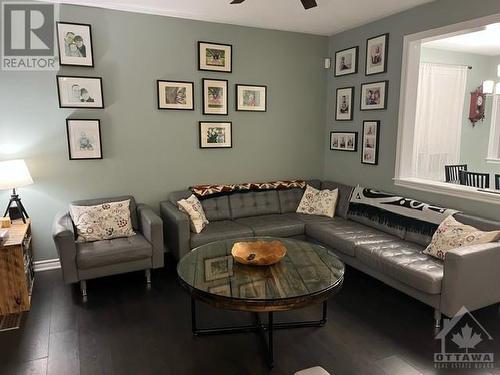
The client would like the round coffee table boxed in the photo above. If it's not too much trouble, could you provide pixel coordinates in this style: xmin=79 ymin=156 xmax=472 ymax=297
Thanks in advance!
xmin=177 ymin=237 xmax=345 ymax=367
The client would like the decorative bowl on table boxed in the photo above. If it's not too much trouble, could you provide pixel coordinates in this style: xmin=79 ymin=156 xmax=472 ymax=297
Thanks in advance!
xmin=231 ymin=240 xmax=287 ymax=266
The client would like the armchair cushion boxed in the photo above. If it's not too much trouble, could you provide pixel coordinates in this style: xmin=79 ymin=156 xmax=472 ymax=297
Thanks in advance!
xmin=70 ymin=199 xmax=135 ymax=242
xmin=72 ymin=195 xmax=139 ymax=230
xmin=76 ymin=234 xmax=152 ymax=270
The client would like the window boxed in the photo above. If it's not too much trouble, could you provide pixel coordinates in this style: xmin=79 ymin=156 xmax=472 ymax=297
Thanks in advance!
xmin=487 ymin=95 xmax=500 ymax=163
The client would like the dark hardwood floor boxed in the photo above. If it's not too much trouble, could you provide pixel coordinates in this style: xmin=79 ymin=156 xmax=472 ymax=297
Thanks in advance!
xmin=0 ymin=261 xmax=499 ymax=375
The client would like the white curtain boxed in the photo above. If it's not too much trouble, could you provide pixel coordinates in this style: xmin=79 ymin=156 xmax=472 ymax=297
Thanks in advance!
xmin=413 ymin=63 xmax=468 ymax=181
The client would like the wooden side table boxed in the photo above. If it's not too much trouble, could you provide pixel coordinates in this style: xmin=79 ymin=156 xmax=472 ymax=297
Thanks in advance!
xmin=0 ymin=219 xmax=34 ymax=315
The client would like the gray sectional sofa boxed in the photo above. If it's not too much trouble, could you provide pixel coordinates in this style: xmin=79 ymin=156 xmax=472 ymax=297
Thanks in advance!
xmin=160 ymin=180 xmax=500 ymax=326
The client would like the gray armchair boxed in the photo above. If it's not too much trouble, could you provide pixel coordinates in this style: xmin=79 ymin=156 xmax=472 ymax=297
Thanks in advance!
xmin=52 ymin=195 xmax=164 ymax=298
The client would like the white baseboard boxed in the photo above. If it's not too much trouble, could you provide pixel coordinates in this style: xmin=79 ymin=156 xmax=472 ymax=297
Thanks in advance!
xmin=34 ymin=258 xmax=61 ymax=272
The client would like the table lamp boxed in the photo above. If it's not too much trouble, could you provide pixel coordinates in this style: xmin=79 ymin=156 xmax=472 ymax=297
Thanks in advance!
xmin=0 ymin=159 xmax=34 ymax=223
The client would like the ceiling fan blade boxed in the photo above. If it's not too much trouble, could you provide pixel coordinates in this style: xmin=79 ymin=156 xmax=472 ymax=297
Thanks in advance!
xmin=300 ymin=0 xmax=317 ymax=9
xmin=230 ymin=0 xmax=246 ymax=4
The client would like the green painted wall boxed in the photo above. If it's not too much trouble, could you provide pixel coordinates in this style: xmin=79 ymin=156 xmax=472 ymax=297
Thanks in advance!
xmin=324 ymin=0 xmax=500 ymax=220
xmin=0 ymin=5 xmax=327 ymax=261
xmin=419 ymin=47 xmax=500 ymax=181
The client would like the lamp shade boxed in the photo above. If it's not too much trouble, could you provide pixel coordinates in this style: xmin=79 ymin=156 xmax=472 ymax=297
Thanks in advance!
xmin=0 ymin=159 xmax=34 ymax=190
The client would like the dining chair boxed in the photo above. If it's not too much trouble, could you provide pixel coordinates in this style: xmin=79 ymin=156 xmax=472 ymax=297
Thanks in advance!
xmin=445 ymin=164 xmax=467 ymax=183
xmin=495 ymin=174 xmax=500 ymax=190
xmin=459 ymin=170 xmax=490 ymax=189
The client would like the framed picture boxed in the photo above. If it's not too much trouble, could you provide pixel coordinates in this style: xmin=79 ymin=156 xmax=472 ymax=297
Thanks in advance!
xmin=56 ymin=22 xmax=94 ymax=67
xmin=157 ymin=80 xmax=194 ymax=110
xmin=360 ymin=81 xmax=388 ymax=111
xmin=335 ymin=86 xmax=354 ymax=121
xmin=204 ymin=256 xmax=233 ymax=282
xmin=330 ymin=132 xmax=358 ymax=152
xmin=199 ymin=122 xmax=232 ymax=149
xmin=334 ymin=46 xmax=358 ymax=77
xmin=198 ymin=41 xmax=232 ymax=73
xmin=57 ymin=76 xmax=104 ymax=109
xmin=66 ymin=119 xmax=102 ymax=160
xmin=236 ymin=84 xmax=267 ymax=112
xmin=203 ymin=79 xmax=228 ymax=115
xmin=361 ymin=120 xmax=380 ymax=165
xmin=365 ymin=33 xmax=389 ymax=76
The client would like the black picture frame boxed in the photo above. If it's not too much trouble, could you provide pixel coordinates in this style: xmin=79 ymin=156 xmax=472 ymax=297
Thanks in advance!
xmin=199 ymin=121 xmax=233 ymax=149
xmin=365 ymin=33 xmax=389 ymax=76
xmin=330 ymin=131 xmax=358 ymax=152
xmin=361 ymin=120 xmax=380 ymax=165
xmin=202 ymin=78 xmax=229 ymax=115
xmin=57 ymin=75 xmax=104 ymax=109
xmin=334 ymin=46 xmax=359 ymax=77
xmin=56 ymin=21 xmax=94 ymax=67
xmin=198 ymin=41 xmax=233 ymax=73
xmin=360 ymin=80 xmax=388 ymax=111
xmin=335 ymin=86 xmax=355 ymax=121
xmin=235 ymin=84 xmax=267 ymax=112
xmin=66 ymin=119 xmax=102 ymax=160
xmin=157 ymin=80 xmax=195 ymax=110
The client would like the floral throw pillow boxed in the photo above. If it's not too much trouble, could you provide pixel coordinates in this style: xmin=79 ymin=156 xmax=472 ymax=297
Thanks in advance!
xmin=423 ymin=215 xmax=500 ymax=260
xmin=177 ymin=195 xmax=209 ymax=234
xmin=296 ymin=185 xmax=338 ymax=218
xmin=70 ymin=199 xmax=135 ymax=242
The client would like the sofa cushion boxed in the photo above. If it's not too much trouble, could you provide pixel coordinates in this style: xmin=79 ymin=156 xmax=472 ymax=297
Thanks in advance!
xmin=76 ymin=234 xmax=152 ymax=270
xmin=355 ymin=240 xmax=444 ymax=294
xmin=284 ymin=213 xmax=334 ymax=224
xmin=320 ymin=181 xmax=354 ymax=219
xmin=190 ymin=220 xmax=253 ymax=249
xmin=306 ymin=219 xmax=396 ymax=257
xmin=229 ymin=191 xmax=280 ymax=219
xmin=423 ymin=215 xmax=500 ymax=260
xmin=348 ymin=213 xmax=407 ymax=240
xmin=72 ymin=195 xmax=139 ymax=230
xmin=296 ymin=185 xmax=338 ymax=218
xmin=278 ymin=179 xmax=321 ymax=213
xmin=453 ymin=212 xmax=500 ymax=232
xmin=169 ymin=190 xmax=231 ymax=222
xmin=235 ymin=214 xmax=305 ymax=237
xmin=177 ymin=195 xmax=209 ymax=234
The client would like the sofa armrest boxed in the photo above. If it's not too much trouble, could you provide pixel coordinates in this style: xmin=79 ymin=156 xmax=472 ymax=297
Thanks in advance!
xmin=52 ymin=211 xmax=79 ymax=284
xmin=137 ymin=203 xmax=164 ymax=269
xmin=159 ymin=200 xmax=191 ymax=261
xmin=441 ymin=242 xmax=500 ymax=316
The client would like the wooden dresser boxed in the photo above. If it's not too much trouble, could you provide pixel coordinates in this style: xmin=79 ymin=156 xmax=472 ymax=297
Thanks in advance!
xmin=0 ymin=220 xmax=34 ymax=315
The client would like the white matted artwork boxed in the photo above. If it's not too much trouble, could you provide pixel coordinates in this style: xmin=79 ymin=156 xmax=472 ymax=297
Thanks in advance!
xmin=236 ymin=84 xmax=267 ymax=112
xmin=334 ymin=46 xmax=358 ymax=77
xmin=335 ymin=86 xmax=354 ymax=121
xmin=56 ymin=22 xmax=94 ymax=67
xmin=66 ymin=119 xmax=102 ymax=160
xmin=366 ymin=33 xmax=389 ymax=76
xmin=330 ymin=132 xmax=358 ymax=152
xmin=199 ymin=122 xmax=232 ymax=149
xmin=157 ymin=80 xmax=194 ymax=110
xmin=360 ymin=81 xmax=388 ymax=111
xmin=57 ymin=76 xmax=104 ymax=108
xmin=198 ymin=41 xmax=232 ymax=72
xmin=203 ymin=79 xmax=228 ymax=115
xmin=362 ymin=120 xmax=380 ymax=165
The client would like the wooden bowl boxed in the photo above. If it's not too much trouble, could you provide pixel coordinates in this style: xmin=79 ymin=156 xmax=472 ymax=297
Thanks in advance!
xmin=231 ymin=240 xmax=287 ymax=266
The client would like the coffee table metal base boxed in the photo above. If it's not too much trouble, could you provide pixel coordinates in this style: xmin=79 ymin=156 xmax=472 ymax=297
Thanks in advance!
xmin=191 ymin=298 xmax=328 ymax=368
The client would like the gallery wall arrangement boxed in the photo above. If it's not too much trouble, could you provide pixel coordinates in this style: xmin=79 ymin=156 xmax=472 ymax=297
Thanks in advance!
xmin=331 ymin=31 xmax=389 ymax=167
xmin=56 ymin=24 xmax=270 ymax=158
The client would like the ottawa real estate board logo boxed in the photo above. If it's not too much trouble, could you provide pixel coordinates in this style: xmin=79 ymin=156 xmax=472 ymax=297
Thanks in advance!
xmin=2 ymin=1 xmax=58 ymax=70
xmin=434 ymin=306 xmax=494 ymax=370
